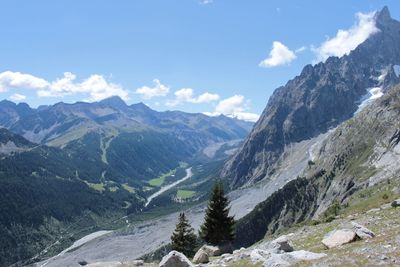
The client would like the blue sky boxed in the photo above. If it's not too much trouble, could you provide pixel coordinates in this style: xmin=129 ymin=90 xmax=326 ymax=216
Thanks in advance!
xmin=0 ymin=0 xmax=399 ymax=121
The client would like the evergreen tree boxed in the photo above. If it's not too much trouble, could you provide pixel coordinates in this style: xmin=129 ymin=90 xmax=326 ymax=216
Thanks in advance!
xmin=199 ymin=181 xmax=235 ymax=245
xmin=170 ymin=212 xmax=197 ymax=257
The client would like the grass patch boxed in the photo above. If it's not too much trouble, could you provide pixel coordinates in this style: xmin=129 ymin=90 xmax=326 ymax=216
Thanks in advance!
xmin=342 ymin=180 xmax=400 ymax=216
xmin=179 ymin=161 xmax=189 ymax=168
xmin=176 ymin=190 xmax=195 ymax=199
xmin=148 ymin=169 xmax=176 ymax=187
xmin=122 ymin=183 xmax=136 ymax=193
xmin=84 ymin=181 xmax=105 ymax=192
xmin=108 ymin=186 xmax=119 ymax=192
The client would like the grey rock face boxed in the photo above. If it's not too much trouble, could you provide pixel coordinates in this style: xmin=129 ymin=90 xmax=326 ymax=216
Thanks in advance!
xmin=351 ymin=222 xmax=375 ymax=239
xmin=192 ymin=248 xmax=209 ymax=264
xmin=199 ymin=245 xmax=221 ymax=256
xmin=391 ymin=199 xmax=400 ymax=207
xmin=322 ymin=229 xmax=358 ymax=249
xmin=268 ymin=235 xmax=294 ymax=253
xmin=159 ymin=251 xmax=193 ymax=267
xmin=222 ymin=6 xmax=400 ymax=188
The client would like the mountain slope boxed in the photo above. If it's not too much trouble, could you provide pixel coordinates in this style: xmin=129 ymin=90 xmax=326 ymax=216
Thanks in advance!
xmin=222 ymin=6 xmax=400 ymax=188
xmin=0 ymin=129 xmax=144 ymax=267
xmin=234 ymin=83 xmax=400 ymax=248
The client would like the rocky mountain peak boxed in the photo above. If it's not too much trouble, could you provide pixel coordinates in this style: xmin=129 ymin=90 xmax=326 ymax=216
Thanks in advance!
xmin=375 ymin=6 xmax=391 ymax=25
xmin=222 ymin=6 xmax=400 ymax=188
xmin=99 ymin=95 xmax=127 ymax=110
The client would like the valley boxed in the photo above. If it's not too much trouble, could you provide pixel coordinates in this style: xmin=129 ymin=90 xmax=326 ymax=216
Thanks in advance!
xmin=1 ymin=4 xmax=400 ymax=267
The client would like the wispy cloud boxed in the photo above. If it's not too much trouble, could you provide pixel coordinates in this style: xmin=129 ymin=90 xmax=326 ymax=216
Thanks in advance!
xmin=199 ymin=0 xmax=213 ymax=5
xmin=135 ymin=79 xmax=170 ymax=100
xmin=0 ymin=71 xmax=129 ymax=101
xmin=204 ymin=95 xmax=259 ymax=122
xmin=9 ymin=93 xmax=26 ymax=102
xmin=313 ymin=11 xmax=379 ymax=62
xmin=259 ymin=41 xmax=297 ymax=68
xmin=166 ymin=88 xmax=219 ymax=107
xmin=295 ymin=46 xmax=306 ymax=53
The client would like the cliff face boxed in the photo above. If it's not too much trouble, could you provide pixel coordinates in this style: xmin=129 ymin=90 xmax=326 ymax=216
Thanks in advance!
xmin=222 ymin=7 xmax=400 ymax=188
xmin=234 ymin=83 xmax=400 ymax=248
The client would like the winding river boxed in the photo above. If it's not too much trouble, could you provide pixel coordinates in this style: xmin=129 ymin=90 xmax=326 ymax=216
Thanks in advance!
xmin=145 ymin=167 xmax=193 ymax=207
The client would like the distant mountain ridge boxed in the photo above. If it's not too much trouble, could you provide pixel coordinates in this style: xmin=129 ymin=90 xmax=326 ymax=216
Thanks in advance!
xmin=222 ymin=6 xmax=400 ymax=188
xmin=0 ymin=96 xmax=252 ymax=149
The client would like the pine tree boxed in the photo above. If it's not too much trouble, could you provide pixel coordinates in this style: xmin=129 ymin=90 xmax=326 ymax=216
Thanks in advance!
xmin=170 ymin=212 xmax=197 ymax=257
xmin=199 ymin=181 xmax=235 ymax=245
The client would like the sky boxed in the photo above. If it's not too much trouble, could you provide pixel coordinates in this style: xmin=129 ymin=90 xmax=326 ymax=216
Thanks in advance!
xmin=0 ymin=0 xmax=399 ymax=122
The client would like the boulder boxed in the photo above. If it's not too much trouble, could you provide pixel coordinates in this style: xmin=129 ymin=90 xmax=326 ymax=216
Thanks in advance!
xmin=218 ymin=242 xmax=234 ymax=254
xmin=250 ymin=248 xmax=326 ymax=267
xmin=262 ymin=253 xmax=291 ymax=267
xmin=391 ymin=199 xmax=400 ymax=207
xmin=351 ymin=222 xmax=375 ymax=239
xmin=131 ymin=260 xmax=144 ymax=266
xmin=269 ymin=235 xmax=294 ymax=252
xmin=322 ymin=229 xmax=357 ymax=249
xmin=159 ymin=251 xmax=193 ymax=267
xmin=250 ymin=249 xmax=271 ymax=264
xmin=287 ymin=250 xmax=327 ymax=261
xmin=192 ymin=249 xmax=209 ymax=264
xmin=200 ymin=245 xmax=221 ymax=256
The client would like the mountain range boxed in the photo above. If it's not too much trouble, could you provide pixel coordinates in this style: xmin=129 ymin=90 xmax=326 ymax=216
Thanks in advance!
xmin=0 ymin=98 xmax=252 ymax=266
xmin=2 ymin=5 xmax=400 ymax=267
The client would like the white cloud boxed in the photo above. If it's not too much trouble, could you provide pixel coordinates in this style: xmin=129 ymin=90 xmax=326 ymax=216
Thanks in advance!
xmin=135 ymin=79 xmax=170 ymax=100
xmin=295 ymin=46 xmax=306 ymax=53
xmin=196 ymin=92 xmax=220 ymax=103
xmin=0 ymin=71 xmax=129 ymax=101
xmin=0 ymin=71 xmax=48 ymax=92
xmin=203 ymin=95 xmax=260 ymax=122
xmin=259 ymin=41 xmax=297 ymax=68
xmin=9 ymin=93 xmax=26 ymax=102
xmin=166 ymin=88 xmax=220 ymax=107
xmin=313 ymin=11 xmax=379 ymax=62
xmin=199 ymin=0 xmax=213 ymax=4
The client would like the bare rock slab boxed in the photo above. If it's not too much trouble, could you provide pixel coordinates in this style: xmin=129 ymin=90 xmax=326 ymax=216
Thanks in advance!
xmin=269 ymin=235 xmax=294 ymax=252
xmin=159 ymin=251 xmax=193 ymax=267
xmin=192 ymin=249 xmax=209 ymax=264
xmin=322 ymin=229 xmax=357 ymax=249
xmin=351 ymin=222 xmax=375 ymax=239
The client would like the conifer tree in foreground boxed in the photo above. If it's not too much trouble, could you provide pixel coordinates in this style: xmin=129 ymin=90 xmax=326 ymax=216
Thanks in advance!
xmin=170 ymin=212 xmax=197 ymax=257
xmin=199 ymin=181 xmax=235 ymax=245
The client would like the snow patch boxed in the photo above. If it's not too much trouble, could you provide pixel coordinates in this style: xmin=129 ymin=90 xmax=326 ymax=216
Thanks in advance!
xmin=394 ymin=65 xmax=400 ymax=77
xmin=356 ymin=87 xmax=383 ymax=113
xmin=378 ymin=69 xmax=388 ymax=82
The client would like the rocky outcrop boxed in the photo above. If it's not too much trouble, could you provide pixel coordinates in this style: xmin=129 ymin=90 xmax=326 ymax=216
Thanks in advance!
xmin=204 ymin=235 xmax=326 ymax=266
xmin=159 ymin=251 xmax=193 ymax=267
xmin=351 ymin=222 xmax=375 ymax=239
xmin=192 ymin=249 xmax=209 ymax=264
xmin=391 ymin=199 xmax=400 ymax=207
xmin=199 ymin=245 xmax=221 ymax=257
xmin=222 ymin=6 xmax=400 ymax=189
xmin=322 ymin=229 xmax=358 ymax=248
xmin=234 ymin=83 xmax=400 ymax=248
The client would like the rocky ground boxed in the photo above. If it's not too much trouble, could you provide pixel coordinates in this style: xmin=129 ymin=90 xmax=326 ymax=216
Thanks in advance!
xmin=84 ymin=198 xmax=400 ymax=267
xmin=204 ymin=198 xmax=400 ymax=266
